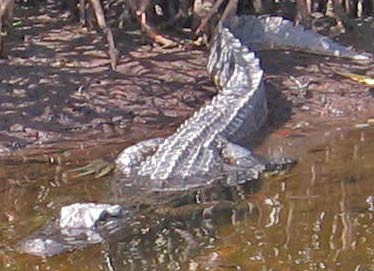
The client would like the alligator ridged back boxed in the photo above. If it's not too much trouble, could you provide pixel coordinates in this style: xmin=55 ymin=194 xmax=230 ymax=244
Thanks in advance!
xmin=135 ymin=15 xmax=369 ymax=187
xmin=137 ymin=24 xmax=266 ymax=181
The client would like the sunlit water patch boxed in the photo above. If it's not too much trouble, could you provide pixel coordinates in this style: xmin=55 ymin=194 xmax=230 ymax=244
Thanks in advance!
xmin=193 ymin=126 xmax=374 ymax=271
xmin=0 ymin=126 xmax=373 ymax=271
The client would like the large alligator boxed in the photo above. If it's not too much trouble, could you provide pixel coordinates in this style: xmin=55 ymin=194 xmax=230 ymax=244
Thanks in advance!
xmin=18 ymin=15 xmax=369 ymax=258
xmin=114 ymin=15 xmax=368 ymax=191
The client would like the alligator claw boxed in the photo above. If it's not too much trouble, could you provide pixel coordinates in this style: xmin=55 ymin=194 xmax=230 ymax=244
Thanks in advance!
xmin=94 ymin=163 xmax=116 ymax=178
xmin=68 ymin=159 xmax=115 ymax=179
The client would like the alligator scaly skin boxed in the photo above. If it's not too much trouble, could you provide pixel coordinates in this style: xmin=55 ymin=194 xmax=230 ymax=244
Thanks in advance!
xmin=117 ymin=27 xmax=267 ymax=190
xmin=18 ymin=15 xmax=371 ymax=258
xmin=116 ymin=15 xmax=369 ymax=190
xmin=228 ymin=15 xmax=369 ymax=59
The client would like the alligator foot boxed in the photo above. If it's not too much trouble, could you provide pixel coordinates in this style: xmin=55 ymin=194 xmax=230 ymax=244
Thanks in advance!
xmin=264 ymin=157 xmax=297 ymax=177
xmin=67 ymin=159 xmax=115 ymax=178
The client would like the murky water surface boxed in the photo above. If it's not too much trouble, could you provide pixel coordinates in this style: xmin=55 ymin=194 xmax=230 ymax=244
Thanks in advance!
xmin=0 ymin=126 xmax=373 ymax=271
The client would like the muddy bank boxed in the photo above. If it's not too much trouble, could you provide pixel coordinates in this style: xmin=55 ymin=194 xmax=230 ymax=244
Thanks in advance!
xmin=0 ymin=6 xmax=216 ymax=154
xmin=0 ymin=7 xmax=373 ymax=158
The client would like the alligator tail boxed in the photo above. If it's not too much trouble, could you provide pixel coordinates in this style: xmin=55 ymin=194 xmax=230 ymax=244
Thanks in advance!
xmin=227 ymin=15 xmax=370 ymax=60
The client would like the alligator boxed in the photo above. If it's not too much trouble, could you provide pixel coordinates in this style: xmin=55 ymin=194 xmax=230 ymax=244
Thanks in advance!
xmin=18 ymin=15 xmax=370 ymax=259
xmin=114 ymin=15 xmax=369 ymax=191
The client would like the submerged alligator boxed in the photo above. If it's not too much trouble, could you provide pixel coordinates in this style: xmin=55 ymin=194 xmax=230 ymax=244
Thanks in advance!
xmin=18 ymin=15 xmax=370 ymax=258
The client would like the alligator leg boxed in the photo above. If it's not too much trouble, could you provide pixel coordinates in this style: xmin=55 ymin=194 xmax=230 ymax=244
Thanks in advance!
xmin=220 ymin=142 xmax=296 ymax=184
xmin=67 ymin=137 xmax=165 ymax=179
xmin=221 ymin=142 xmax=264 ymax=169
xmin=115 ymin=137 xmax=165 ymax=177
xmin=219 ymin=142 xmax=265 ymax=184
xmin=67 ymin=158 xmax=116 ymax=178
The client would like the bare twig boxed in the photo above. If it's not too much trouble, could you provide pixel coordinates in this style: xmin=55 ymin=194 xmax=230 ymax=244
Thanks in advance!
xmin=138 ymin=11 xmax=177 ymax=48
xmin=195 ymin=0 xmax=225 ymax=35
xmin=89 ymin=0 xmax=119 ymax=70
xmin=219 ymin=0 xmax=238 ymax=24
xmin=0 ymin=0 xmax=14 ymax=58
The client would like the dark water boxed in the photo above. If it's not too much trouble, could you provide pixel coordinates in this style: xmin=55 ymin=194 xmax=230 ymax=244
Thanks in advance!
xmin=0 ymin=126 xmax=373 ymax=271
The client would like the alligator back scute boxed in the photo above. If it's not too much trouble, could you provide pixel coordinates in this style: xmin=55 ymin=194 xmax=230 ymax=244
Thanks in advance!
xmin=135 ymin=21 xmax=267 ymax=186
xmin=207 ymin=31 xmax=235 ymax=89
xmin=217 ymin=29 xmax=267 ymax=139
xmin=137 ymin=107 xmax=224 ymax=179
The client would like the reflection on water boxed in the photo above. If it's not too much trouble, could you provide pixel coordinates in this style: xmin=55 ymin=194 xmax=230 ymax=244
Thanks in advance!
xmin=0 ymin=126 xmax=373 ymax=270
